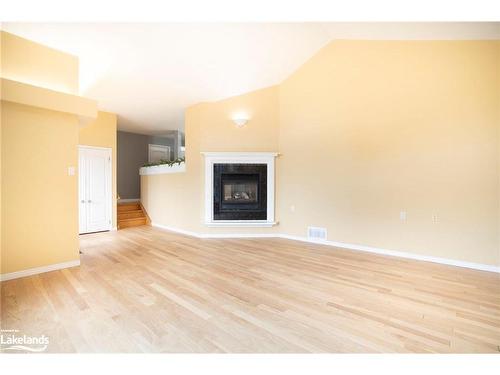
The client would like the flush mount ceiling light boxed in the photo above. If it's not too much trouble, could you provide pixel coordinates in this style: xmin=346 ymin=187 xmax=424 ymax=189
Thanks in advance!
xmin=233 ymin=118 xmax=249 ymax=128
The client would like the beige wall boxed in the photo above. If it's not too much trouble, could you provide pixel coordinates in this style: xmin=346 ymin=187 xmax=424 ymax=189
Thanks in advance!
xmin=0 ymin=108 xmax=2 ymax=273
xmin=141 ymin=86 xmax=280 ymax=235
xmin=279 ymin=40 xmax=500 ymax=266
xmin=1 ymin=102 xmax=80 ymax=274
xmin=1 ymin=78 xmax=97 ymax=120
xmin=79 ymin=111 xmax=118 ymax=228
xmin=1 ymin=31 xmax=99 ymax=276
xmin=1 ymin=31 xmax=79 ymax=94
xmin=143 ymin=40 xmax=500 ymax=267
xmin=0 ymin=33 xmax=3 ymax=273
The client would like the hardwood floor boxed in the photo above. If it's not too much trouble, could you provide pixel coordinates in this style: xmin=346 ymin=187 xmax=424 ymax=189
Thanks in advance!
xmin=1 ymin=225 xmax=499 ymax=353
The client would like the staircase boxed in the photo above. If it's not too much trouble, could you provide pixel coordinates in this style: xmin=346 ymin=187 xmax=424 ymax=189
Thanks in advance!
xmin=118 ymin=201 xmax=148 ymax=229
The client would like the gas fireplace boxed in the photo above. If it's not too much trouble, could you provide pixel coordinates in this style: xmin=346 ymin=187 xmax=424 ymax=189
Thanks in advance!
xmin=203 ymin=152 xmax=277 ymax=227
xmin=213 ymin=163 xmax=267 ymax=220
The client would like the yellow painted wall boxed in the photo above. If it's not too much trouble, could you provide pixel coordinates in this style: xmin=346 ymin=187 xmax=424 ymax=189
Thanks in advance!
xmin=1 ymin=78 xmax=97 ymax=120
xmin=1 ymin=102 xmax=80 ymax=274
xmin=0 ymin=108 xmax=2 ymax=273
xmin=0 ymin=31 xmax=84 ymax=275
xmin=498 ymin=52 xmax=500 ymax=264
xmin=141 ymin=103 xmax=204 ymax=234
xmin=0 ymin=32 xmax=3 ymax=273
xmin=143 ymin=40 xmax=500 ymax=267
xmin=79 ymin=111 xmax=118 ymax=228
xmin=141 ymin=86 xmax=280 ymax=235
xmin=1 ymin=31 xmax=79 ymax=94
xmin=278 ymin=40 xmax=500 ymax=266
xmin=197 ymin=86 xmax=280 ymax=153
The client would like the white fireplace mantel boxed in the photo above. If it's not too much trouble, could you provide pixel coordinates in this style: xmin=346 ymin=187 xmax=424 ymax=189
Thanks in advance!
xmin=201 ymin=152 xmax=279 ymax=227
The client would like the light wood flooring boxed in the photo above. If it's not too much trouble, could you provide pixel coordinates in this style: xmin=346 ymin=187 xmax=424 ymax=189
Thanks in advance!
xmin=1 ymin=226 xmax=499 ymax=353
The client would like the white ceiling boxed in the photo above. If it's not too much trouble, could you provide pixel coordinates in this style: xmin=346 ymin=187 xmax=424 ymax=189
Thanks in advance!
xmin=3 ymin=22 xmax=499 ymax=134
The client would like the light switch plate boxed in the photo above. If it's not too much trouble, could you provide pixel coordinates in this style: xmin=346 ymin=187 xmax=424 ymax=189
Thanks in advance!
xmin=68 ymin=166 xmax=75 ymax=176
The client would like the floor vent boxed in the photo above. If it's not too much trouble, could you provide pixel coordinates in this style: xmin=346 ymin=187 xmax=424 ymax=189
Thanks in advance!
xmin=307 ymin=226 xmax=327 ymax=241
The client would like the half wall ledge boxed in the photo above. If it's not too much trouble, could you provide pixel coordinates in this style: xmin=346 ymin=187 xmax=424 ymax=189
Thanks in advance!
xmin=139 ymin=162 xmax=186 ymax=175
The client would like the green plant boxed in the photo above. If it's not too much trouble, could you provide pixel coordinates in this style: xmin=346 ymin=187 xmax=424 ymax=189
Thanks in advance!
xmin=142 ymin=157 xmax=185 ymax=168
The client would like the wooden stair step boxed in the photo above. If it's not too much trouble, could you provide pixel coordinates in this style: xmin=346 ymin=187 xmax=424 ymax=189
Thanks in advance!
xmin=118 ymin=216 xmax=147 ymax=228
xmin=117 ymin=201 xmax=149 ymax=229
xmin=118 ymin=202 xmax=141 ymax=212
xmin=118 ymin=209 xmax=145 ymax=219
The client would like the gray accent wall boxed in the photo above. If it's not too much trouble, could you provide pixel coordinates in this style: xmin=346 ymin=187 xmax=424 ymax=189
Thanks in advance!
xmin=117 ymin=131 xmax=177 ymax=199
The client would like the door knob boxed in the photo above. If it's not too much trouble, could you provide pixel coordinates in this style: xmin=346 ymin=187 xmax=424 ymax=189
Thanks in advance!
xmin=87 ymin=200 xmax=92 ymax=203
xmin=81 ymin=200 xmax=85 ymax=203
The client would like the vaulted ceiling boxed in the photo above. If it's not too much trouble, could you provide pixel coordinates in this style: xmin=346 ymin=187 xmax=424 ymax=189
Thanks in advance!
xmin=3 ymin=22 xmax=499 ymax=134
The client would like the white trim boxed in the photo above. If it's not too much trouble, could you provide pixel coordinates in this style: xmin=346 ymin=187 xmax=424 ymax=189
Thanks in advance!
xmin=118 ymin=198 xmax=140 ymax=203
xmin=201 ymin=152 xmax=279 ymax=157
xmin=151 ymin=222 xmax=277 ymax=239
xmin=278 ymin=234 xmax=500 ymax=273
xmin=149 ymin=223 xmax=500 ymax=273
xmin=151 ymin=223 xmax=203 ymax=238
xmin=139 ymin=162 xmax=185 ymax=175
xmin=0 ymin=260 xmax=81 ymax=282
xmin=78 ymin=145 xmax=111 ymax=151
xmin=202 ymin=152 xmax=278 ymax=227
xmin=204 ymin=220 xmax=277 ymax=227
xmin=203 ymin=233 xmax=278 ymax=239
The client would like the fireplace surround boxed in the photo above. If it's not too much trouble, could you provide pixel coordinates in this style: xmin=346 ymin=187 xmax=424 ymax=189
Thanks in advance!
xmin=202 ymin=152 xmax=278 ymax=227
xmin=213 ymin=163 xmax=267 ymax=220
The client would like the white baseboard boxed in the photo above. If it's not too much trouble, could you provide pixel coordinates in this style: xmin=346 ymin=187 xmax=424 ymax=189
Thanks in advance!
xmin=151 ymin=223 xmax=203 ymax=238
xmin=278 ymin=234 xmax=500 ymax=274
xmin=151 ymin=223 xmax=500 ymax=273
xmin=5 ymin=225 xmax=496 ymax=282
xmin=0 ymin=260 xmax=81 ymax=282
xmin=118 ymin=198 xmax=140 ymax=203
xmin=151 ymin=222 xmax=277 ymax=239
xmin=203 ymin=233 xmax=278 ymax=239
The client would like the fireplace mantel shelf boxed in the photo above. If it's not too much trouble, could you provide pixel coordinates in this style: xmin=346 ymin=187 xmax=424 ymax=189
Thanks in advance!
xmin=139 ymin=162 xmax=185 ymax=176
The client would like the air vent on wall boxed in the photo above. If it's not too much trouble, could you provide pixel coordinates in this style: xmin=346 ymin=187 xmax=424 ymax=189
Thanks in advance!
xmin=307 ymin=226 xmax=327 ymax=241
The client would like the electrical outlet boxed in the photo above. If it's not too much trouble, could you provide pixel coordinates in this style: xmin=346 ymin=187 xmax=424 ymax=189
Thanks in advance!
xmin=400 ymin=211 xmax=407 ymax=221
xmin=432 ymin=214 xmax=438 ymax=223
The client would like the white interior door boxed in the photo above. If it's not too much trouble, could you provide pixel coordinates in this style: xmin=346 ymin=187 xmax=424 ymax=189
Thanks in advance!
xmin=79 ymin=146 xmax=112 ymax=234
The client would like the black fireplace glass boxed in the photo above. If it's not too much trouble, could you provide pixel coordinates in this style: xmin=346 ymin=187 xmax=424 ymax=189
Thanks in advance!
xmin=222 ymin=179 xmax=258 ymax=203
